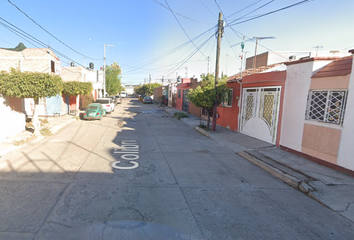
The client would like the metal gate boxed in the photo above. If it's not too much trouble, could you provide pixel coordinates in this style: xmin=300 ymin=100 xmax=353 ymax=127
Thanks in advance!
xmin=182 ymin=89 xmax=190 ymax=113
xmin=240 ymin=87 xmax=281 ymax=144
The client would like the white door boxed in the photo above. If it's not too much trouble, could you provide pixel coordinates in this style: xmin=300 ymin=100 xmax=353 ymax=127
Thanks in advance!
xmin=240 ymin=87 xmax=281 ymax=144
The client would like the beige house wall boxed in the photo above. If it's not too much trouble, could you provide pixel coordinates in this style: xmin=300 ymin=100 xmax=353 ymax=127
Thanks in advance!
xmin=310 ymin=75 xmax=349 ymax=89
xmin=0 ymin=48 xmax=61 ymax=75
xmin=301 ymin=123 xmax=341 ymax=164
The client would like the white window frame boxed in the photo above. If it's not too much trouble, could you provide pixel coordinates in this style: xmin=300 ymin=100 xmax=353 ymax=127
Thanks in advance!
xmin=305 ymin=90 xmax=347 ymax=125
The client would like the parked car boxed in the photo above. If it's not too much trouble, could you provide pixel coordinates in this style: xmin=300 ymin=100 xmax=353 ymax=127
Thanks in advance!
xmin=143 ymin=96 xmax=153 ymax=104
xmin=107 ymin=95 xmax=121 ymax=105
xmin=83 ymin=103 xmax=106 ymax=120
xmin=120 ymin=91 xmax=127 ymax=98
xmin=115 ymin=95 xmax=122 ymax=104
xmin=95 ymin=98 xmax=114 ymax=113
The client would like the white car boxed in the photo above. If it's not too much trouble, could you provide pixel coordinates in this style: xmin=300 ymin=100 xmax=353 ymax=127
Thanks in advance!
xmin=120 ymin=91 xmax=127 ymax=98
xmin=95 ymin=98 xmax=114 ymax=113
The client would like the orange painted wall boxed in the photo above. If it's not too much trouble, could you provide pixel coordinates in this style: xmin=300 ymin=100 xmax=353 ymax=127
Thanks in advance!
xmin=69 ymin=96 xmax=76 ymax=110
xmin=216 ymin=82 xmax=240 ymax=131
xmin=216 ymin=71 xmax=286 ymax=146
xmin=176 ymin=83 xmax=191 ymax=111
xmin=8 ymin=96 xmax=22 ymax=112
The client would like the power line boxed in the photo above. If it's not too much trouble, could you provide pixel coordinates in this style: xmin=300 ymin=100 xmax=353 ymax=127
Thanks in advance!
xmin=124 ymin=25 xmax=215 ymax=74
xmin=164 ymin=0 xmax=208 ymax=58
xmin=164 ymin=33 xmax=214 ymax=77
xmin=226 ymin=0 xmax=264 ymax=19
xmin=229 ymin=0 xmax=312 ymax=26
xmin=0 ymin=17 xmax=85 ymax=68
xmin=198 ymin=0 xmax=217 ymax=17
xmin=7 ymin=0 xmax=101 ymax=61
xmin=152 ymin=0 xmax=213 ymax=24
xmin=227 ymin=0 xmax=274 ymax=26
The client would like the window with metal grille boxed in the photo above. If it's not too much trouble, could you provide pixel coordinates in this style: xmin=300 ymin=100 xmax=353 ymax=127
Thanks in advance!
xmin=306 ymin=90 xmax=347 ymax=125
xmin=222 ymin=89 xmax=233 ymax=107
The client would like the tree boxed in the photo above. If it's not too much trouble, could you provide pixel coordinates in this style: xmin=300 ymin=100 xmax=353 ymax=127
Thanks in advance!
xmin=62 ymin=81 xmax=93 ymax=96
xmin=105 ymin=62 xmax=123 ymax=96
xmin=134 ymin=83 xmax=162 ymax=96
xmin=188 ymin=73 xmax=228 ymax=130
xmin=0 ymin=68 xmax=63 ymax=135
xmin=62 ymin=81 xmax=93 ymax=110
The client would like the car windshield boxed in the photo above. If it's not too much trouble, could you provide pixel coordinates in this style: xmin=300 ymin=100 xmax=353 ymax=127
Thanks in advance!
xmin=87 ymin=105 xmax=98 ymax=110
xmin=96 ymin=100 xmax=109 ymax=104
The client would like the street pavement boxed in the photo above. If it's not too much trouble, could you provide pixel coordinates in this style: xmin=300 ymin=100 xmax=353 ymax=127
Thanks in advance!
xmin=164 ymin=108 xmax=354 ymax=224
xmin=0 ymin=97 xmax=353 ymax=239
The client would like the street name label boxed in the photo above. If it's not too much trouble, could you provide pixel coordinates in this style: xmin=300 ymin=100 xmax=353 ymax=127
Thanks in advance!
xmin=111 ymin=140 xmax=140 ymax=170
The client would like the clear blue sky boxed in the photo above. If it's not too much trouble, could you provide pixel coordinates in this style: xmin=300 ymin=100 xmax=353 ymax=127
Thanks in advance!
xmin=0 ymin=0 xmax=353 ymax=85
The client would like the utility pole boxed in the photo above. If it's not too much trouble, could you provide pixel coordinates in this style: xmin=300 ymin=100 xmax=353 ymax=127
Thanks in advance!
xmin=149 ymin=74 xmax=151 ymax=96
xmin=103 ymin=44 xmax=115 ymax=96
xmin=212 ymin=12 xmax=223 ymax=132
xmin=240 ymin=38 xmax=245 ymax=79
xmin=207 ymin=56 xmax=210 ymax=74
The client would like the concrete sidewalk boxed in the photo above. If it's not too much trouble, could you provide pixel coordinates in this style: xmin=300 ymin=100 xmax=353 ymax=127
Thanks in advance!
xmin=164 ymin=106 xmax=354 ymax=223
xmin=0 ymin=114 xmax=77 ymax=159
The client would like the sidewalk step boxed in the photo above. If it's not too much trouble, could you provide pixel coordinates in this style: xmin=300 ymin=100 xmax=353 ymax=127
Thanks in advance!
xmin=246 ymin=149 xmax=316 ymax=182
xmin=238 ymin=151 xmax=316 ymax=193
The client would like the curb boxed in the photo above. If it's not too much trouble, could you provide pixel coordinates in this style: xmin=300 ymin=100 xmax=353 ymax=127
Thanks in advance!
xmin=195 ymin=126 xmax=210 ymax=138
xmin=237 ymin=152 xmax=316 ymax=193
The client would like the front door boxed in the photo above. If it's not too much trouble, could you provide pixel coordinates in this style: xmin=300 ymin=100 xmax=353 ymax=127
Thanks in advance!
xmin=240 ymin=87 xmax=281 ymax=144
xmin=182 ymin=89 xmax=190 ymax=113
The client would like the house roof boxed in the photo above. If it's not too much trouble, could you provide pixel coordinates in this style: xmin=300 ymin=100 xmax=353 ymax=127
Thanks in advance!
xmin=312 ymin=55 xmax=353 ymax=78
xmin=227 ymin=63 xmax=284 ymax=83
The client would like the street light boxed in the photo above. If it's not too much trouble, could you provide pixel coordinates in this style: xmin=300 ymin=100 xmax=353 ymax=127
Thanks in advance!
xmin=103 ymin=44 xmax=115 ymax=97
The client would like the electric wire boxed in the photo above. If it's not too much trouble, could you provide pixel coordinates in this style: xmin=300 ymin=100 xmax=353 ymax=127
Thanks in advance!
xmin=7 ymin=0 xmax=101 ymax=61
xmin=164 ymin=0 xmax=207 ymax=58
xmin=227 ymin=0 xmax=275 ymax=26
xmin=0 ymin=17 xmax=85 ymax=68
xmin=229 ymin=0 xmax=311 ymax=26
xmin=152 ymin=0 xmax=213 ymax=24
xmin=123 ymin=25 xmax=216 ymax=74
xmin=226 ymin=0 xmax=264 ymax=19
xmin=163 ymin=33 xmax=214 ymax=77
xmin=198 ymin=0 xmax=217 ymax=17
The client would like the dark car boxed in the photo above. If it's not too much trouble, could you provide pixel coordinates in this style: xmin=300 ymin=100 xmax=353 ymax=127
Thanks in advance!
xmin=83 ymin=103 xmax=106 ymax=120
xmin=143 ymin=96 xmax=153 ymax=104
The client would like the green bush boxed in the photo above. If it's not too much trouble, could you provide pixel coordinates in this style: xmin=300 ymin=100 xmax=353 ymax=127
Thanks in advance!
xmin=173 ymin=112 xmax=188 ymax=120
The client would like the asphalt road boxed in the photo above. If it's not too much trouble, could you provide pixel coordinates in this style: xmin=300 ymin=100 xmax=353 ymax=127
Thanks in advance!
xmin=0 ymin=97 xmax=353 ymax=240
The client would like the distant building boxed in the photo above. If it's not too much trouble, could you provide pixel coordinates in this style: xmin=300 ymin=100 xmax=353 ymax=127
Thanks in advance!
xmin=122 ymin=84 xmax=139 ymax=95
xmin=245 ymin=51 xmax=349 ymax=70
